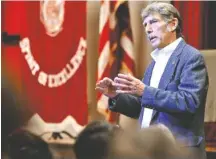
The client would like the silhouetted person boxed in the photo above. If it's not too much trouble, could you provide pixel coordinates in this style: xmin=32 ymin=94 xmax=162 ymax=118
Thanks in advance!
xmin=74 ymin=120 xmax=120 ymax=159
xmin=2 ymin=75 xmax=33 ymax=153
xmin=6 ymin=129 xmax=52 ymax=159
xmin=110 ymin=124 xmax=187 ymax=159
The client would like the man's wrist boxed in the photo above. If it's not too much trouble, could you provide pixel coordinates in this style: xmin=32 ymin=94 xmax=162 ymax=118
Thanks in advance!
xmin=111 ymin=94 xmax=119 ymax=100
xmin=109 ymin=94 xmax=119 ymax=106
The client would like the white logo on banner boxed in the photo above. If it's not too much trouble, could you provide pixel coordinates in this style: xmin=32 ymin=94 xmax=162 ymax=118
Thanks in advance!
xmin=40 ymin=0 xmax=65 ymax=37
xmin=19 ymin=37 xmax=87 ymax=88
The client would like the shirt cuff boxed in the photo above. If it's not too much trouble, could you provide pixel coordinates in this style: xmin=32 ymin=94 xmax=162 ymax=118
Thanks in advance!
xmin=109 ymin=94 xmax=119 ymax=106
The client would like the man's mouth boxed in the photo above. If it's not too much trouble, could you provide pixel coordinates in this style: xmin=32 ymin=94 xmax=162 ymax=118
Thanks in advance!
xmin=149 ymin=36 xmax=157 ymax=42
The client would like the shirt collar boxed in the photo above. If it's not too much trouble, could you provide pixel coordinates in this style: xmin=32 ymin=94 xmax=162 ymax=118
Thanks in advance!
xmin=151 ymin=37 xmax=183 ymax=61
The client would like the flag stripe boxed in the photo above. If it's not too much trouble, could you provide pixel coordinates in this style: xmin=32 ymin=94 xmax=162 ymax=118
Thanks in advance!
xmin=99 ymin=0 xmax=110 ymax=34
xmin=98 ymin=41 xmax=110 ymax=79
xmin=99 ymin=21 xmax=109 ymax=53
xmin=121 ymin=34 xmax=134 ymax=60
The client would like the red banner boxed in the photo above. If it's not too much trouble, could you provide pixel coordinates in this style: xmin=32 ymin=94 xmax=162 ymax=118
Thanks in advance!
xmin=2 ymin=1 xmax=87 ymax=125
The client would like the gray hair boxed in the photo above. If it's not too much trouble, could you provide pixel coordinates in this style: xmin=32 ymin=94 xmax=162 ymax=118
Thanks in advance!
xmin=141 ymin=2 xmax=183 ymax=38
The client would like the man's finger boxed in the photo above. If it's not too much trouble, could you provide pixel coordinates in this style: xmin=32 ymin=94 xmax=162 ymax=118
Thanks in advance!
xmin=103 ymin=77 xmax=113 ymax=82
xmin=95 ymin=86 xmax=102 ymax=90
xmin=113 ymin=83 xmax=129 ymax=89
xmin=114 ymin=77 xmax=131 ymax=85
xmin=96 ymin=81 xmax=105 ymax=87
xmin=116 ymin=90 xmax=134 ymax=94
xmin=95 ymin=87 xmax=106 ymax=93
xmin=96 ymin=82 xmax=101 ymax=86
xmin=118 ymin=73 xmax=134 ymax=81
xmin=96 ymin=78 xmax=112 ymax=87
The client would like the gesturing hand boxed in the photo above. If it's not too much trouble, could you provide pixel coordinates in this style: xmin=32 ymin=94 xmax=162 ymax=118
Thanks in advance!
xmin=95 ymin=77 xmax=118 ymax=98
xmin=113 ymin=73 xmax=145 ymax=96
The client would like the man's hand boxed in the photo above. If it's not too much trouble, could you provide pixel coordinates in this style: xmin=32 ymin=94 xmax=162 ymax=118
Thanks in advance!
xmin=113 ymin=73 xmax=145 ymax=96
xmin=95 ymin=77 xmax=118 ymax=98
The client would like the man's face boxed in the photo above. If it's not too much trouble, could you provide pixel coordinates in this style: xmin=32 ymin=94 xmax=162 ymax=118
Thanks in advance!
xmin=143 ymin=13 xmax=172 ymax=49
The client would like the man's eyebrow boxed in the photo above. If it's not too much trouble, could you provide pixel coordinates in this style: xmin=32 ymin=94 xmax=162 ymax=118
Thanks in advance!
xmin=150 ymin=18 xmax=159 ymax=21
xmin=143 ymin=18 xmax=155 ymax=25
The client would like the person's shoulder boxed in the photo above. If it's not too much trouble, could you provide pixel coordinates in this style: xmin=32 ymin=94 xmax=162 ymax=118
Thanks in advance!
xmin=183 ymin=44 xmax=202 ymax=56
xmin=181 ymin=43 xmax=204 ymax=61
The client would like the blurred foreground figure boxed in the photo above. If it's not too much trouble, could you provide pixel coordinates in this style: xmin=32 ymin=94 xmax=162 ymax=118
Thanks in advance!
xmin=6 ymin=129 xmax=52 ymax=159
xmin=1 ymin=74 xmax=33 ymax=154
xmin=109 ymin=124 xmax=188 ymax=159
xmin=74 ymin=120 xmax=120 ymax=159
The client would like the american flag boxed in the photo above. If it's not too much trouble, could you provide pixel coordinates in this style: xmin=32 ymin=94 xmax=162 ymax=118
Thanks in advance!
xmin=97 ymin=0 xmax=135 ymax=122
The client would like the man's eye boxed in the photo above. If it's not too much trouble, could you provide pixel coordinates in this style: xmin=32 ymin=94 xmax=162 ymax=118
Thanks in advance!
xmin=150 ymin=20 xmax=158 ymax=24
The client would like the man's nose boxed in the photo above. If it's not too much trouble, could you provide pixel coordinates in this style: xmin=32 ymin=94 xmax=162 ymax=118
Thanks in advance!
xmin=145 ymin=24 xmax=153 ymax=34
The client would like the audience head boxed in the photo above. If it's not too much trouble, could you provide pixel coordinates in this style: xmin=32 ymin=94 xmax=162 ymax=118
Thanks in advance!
xmin=74 ymin=120 xmax=120 ymax=159
xmin=110 ymin=124 xmax=186 ymax=159
xmin=6 ymin=129 xmax=52 ymax=159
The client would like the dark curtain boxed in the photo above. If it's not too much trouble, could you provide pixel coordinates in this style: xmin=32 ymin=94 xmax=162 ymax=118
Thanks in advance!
xmin=172 ymin=1 xmax=216 ymax=49
xmin=202 ymin=1 xmax=216 ymax=49
xmin=172 ymin=1 xmax=204 ymax=49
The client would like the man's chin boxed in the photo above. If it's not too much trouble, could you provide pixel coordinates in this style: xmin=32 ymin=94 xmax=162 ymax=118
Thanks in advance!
xmin=151 ymin=43 xmax=159 ymax=49
xmin=149 ymin=39 xmax=159 ymax=48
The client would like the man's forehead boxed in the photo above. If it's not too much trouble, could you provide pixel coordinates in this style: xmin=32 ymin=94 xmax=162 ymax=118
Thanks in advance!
xmin=143 ymin=13 xmax=163 ymax=23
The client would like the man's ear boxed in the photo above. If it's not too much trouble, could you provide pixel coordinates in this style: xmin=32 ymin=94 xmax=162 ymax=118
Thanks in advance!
xmin=167 ymin=18 xmax=178 ymax=32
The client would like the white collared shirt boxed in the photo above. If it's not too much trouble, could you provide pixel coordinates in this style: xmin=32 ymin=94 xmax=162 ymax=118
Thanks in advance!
xmin=141 ymin=37 xmax=183 ymax=128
